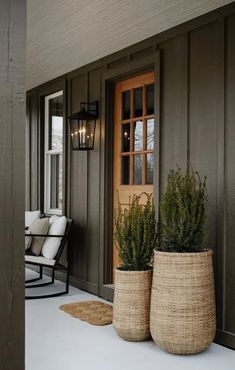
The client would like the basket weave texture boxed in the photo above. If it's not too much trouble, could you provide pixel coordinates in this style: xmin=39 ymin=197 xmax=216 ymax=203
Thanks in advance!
xmin=150 ymin=250 xmax=216 ymax=354
xmin=113 ymin=269 xmax=152 ymax=341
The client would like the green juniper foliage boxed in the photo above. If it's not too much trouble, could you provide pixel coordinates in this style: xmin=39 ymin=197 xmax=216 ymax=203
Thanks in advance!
xmin=114 ymin=193 xmax=156 ymax=271
xmin=157 ymin=166 xmax=208 ymax=253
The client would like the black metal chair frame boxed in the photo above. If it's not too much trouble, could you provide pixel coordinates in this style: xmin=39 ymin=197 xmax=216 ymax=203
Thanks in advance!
xmin=25 ymin=219 xmax=73 ymax=300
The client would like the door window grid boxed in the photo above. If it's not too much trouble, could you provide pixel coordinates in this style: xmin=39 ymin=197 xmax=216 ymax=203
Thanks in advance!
xmin=119 ymin=84 xmax=154 ymax=185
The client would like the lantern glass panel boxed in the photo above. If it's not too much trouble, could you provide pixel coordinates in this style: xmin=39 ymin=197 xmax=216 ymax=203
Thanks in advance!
xmin=70 ymin=118 xmax=96 ymax=150
xmin=78 ymin=119 xmax=95 ymax=149
xmin=70 ymin=119 xmax=79 ymax=149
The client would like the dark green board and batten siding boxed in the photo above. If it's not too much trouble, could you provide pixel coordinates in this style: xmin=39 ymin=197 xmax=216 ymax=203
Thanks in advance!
xmin=26 ymin=3 xmax=235 ymax=349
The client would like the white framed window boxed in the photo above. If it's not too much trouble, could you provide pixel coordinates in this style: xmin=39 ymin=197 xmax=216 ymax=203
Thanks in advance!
xmin=44 ymin=90 xmax=64 ymax=215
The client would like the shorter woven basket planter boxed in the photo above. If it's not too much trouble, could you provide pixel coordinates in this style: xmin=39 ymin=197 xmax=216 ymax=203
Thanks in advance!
xmin=113 ymin=269 xmax=152 ymax=341
xmin=150 ymin=250 xmax=216 ymax=354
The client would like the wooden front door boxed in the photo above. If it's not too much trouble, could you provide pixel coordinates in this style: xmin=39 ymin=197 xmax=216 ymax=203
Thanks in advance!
xmin=113 ymin=71 xmax=155 ymax=271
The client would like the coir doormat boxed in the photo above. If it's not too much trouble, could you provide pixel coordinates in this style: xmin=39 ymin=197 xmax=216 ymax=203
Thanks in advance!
xmin=59 ymin=300 xmax=113 ymax=326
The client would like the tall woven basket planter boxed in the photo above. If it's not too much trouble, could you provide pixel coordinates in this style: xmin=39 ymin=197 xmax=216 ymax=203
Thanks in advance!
xmin=113 ymin=269 xmax=152 ymax=341
xmin=150 ymin=250 xmax=216 ymax=354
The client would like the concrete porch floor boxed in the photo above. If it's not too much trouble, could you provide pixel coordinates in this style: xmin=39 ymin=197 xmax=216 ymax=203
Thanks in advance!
xmin=26 ymin=269 xmax=235 ymax=370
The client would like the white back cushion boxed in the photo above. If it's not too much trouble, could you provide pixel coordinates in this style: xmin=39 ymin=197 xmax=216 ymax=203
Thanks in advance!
xmin=49 ymin=215 xmax=59 ymax=225
xmin=25 ymin=230 xmax=32 ymax=250
xmin=41 ymin=216 xmax=67 ymax=260
xmin=25 ymin=210 xmax=41 ymax=227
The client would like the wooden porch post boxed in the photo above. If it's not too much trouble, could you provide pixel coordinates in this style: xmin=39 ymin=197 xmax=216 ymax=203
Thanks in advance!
xmin=0 ymin=0 xmax=26 ymax=369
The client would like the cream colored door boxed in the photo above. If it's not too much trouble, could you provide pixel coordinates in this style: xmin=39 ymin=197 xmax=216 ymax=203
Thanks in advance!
xmin=113 ymin=71 xmax=155 ymax=271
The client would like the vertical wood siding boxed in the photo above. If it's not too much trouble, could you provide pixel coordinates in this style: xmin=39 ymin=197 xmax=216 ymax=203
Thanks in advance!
xmin=225 ymin=14 xmax=235 ymax=337
xmin=86 ymin=69 xmax=102 ymax=286
xmin=188 ymin=23 xmax=218 ymax=254
xmin=69 ymin=74 xmax=89 ymax=283
xmin=160 ymin=34 xmax=188 ymax=192
xmin=0 ymin=0 xmax=26 ymax=368
xmin=27 ymin=4 xmax=235 ymax=349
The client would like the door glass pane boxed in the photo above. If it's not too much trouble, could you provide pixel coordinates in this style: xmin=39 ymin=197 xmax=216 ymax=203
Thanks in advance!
xmin=133 ymin=120 xmax=143 ymax=151
xmin=121 ymin=156 xmax=130 ymax=185
xmin=121 ymin=123 xmax=130 ymax=152
xmin=48 ymin=94 xmax=63 ymax=150
xmin=134 ymin=155 xmax=142 ymax=185
xmin=134 ymin=87 xmax=143 ymax=117
xmin=147 ymin=119 xmax=154 ymax=150
xmin=122 ymin=91 xmax=130 ymax=120
xmin=50 ymin=154 xmax=63 ymax=210
xmin=147 ymin=84 xmax=154 ymax=115
xmin=146 ymin=153 xmax=154 ymax=184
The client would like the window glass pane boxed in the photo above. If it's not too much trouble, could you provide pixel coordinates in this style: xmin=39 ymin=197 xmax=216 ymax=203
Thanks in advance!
xmin=133 ymin=120 xmax=143 ymax=151
xmin=147 ymin=119 xmax=154 ymax=150
xmin=147 ymin=84 xmax=154 ymax=115
xmin=146 ymin=153 xmax=154 ymax=184
xmin=134 ymin=87 xmax=143 ymax=117
xmin=121 ymin=156 xmax=130 ymax=185
xmin=122 ymin=91 xmax=130 ymax=120
xmin=121 ymin=123 xmax=130 ymax=152
xmin=48 ymin=94 xmax=63 ymax=150
xmin=134 ymin=155 xmax=142 ymax=185
xmin=50 ymin=154 xmax=63 ymax=210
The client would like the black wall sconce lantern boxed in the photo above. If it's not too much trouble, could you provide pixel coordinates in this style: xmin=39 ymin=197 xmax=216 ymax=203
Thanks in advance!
xmin=68 ymin=101 xmax=99 ymax=150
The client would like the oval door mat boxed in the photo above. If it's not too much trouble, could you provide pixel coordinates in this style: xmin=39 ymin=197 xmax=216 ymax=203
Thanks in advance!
xmin=59 ymin=300 xmax=113 ymax=326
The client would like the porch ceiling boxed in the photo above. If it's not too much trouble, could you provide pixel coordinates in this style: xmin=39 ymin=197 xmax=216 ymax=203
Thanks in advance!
xmin=27 ymin=0 xmax=233 ymax=90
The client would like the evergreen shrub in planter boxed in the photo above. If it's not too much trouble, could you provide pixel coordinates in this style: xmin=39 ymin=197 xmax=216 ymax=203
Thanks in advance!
xmin=113 ymin=193 xmax=156 ymax=341
xmin=150 ymin=166 xmax=216 ymax=354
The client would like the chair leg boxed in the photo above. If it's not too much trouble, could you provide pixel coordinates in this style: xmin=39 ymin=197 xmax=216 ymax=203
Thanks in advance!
xmin=66 ymin=268 xmax=69 ymax=294
xmin=25 ymin=270 xmax=54 ymax=288
xmin=25 ymin=265 xmax=43 ymax=284
xmin=25 ymin=268 xmax=69 ymax=299
xmin=52 ymin=269 xmax=55 ymax=284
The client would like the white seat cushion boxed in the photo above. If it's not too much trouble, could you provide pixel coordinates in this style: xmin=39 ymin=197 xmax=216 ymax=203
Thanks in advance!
xmin=41 ymin=216 xmax=67 ymax=260
xmin=25 ymin=210 xmax=41 ymax=227
xmin=25 ymin=255 xmax=55 ymax=266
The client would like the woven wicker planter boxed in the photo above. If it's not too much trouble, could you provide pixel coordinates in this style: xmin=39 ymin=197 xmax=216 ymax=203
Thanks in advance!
xmin=113 ymin=269 xmax=152 ymax=341
xmin=150 ymin=250 xmax=216 ymax=354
